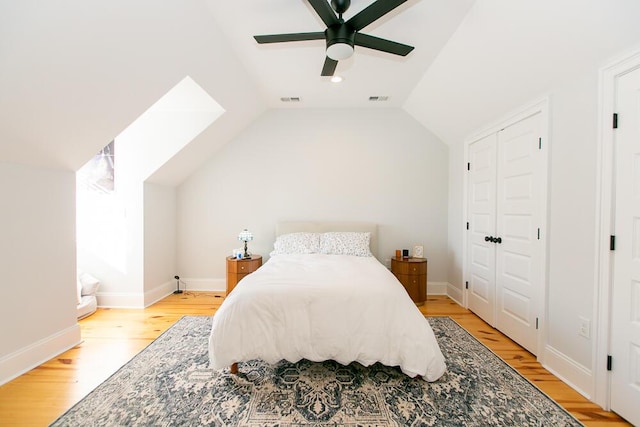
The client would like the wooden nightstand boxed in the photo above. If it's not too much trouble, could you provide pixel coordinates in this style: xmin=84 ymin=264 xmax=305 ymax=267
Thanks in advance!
xmin=391 ymin=256 xmax=427 ymax=306
xmin=226 ymin=255 xmax=262 ymax=295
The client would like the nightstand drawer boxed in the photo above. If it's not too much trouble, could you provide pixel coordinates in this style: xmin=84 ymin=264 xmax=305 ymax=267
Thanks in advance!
xmin=391 ymin=258 xmax=426 ymax=275
xmin=227 ymin=257 xmax=261 ymax=273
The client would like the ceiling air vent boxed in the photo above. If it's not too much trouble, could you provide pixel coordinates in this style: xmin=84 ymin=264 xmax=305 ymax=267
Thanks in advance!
xmin=369 ymin=96 xmax=389 ymax=102
xmin=280 ymin=97 xmax=301 ymax=102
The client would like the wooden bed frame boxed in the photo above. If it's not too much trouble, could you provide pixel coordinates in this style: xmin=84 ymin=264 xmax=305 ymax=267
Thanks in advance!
xmin=229 ymin=221 xmax=378 ymax=375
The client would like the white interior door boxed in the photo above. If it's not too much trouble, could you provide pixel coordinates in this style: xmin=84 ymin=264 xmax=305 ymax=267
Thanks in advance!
xmin=466 ymin=111 xmax=544 ymax=356
xmin=610 ymin=66 xmax=640 ymax=426
xmin=495 ymin=113 xmax=543 ymax=355
xmin=467 ymin=133 xmax=498 ymax=326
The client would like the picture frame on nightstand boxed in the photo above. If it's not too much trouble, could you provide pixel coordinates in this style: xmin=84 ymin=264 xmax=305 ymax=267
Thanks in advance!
xmin=413 ymin=245 xmax=424 ymax=258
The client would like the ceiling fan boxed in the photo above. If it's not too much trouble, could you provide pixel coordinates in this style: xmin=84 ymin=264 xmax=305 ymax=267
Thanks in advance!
xmin=253 ymin=0 xmax=414 ymax=76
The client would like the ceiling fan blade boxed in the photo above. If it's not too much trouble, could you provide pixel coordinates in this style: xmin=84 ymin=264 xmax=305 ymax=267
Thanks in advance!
xmin=321 ymin=57 xmax=338 ymax=76
xmin=354 ymin=33 xmax=414 ymax=56
xmin=346 ymin=0 xmax=407 ymax=31
xmin=254 ymin=32 xmax=326 ymax=44
xmin=307 ymin=0 xmax=339 ymax=27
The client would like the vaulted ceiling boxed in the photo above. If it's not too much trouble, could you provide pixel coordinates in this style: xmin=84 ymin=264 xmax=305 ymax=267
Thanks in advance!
xmin=1 ymin=0 xmax=640 ymax=186
xmin=204 ymin=0 xmax=474 ymax=108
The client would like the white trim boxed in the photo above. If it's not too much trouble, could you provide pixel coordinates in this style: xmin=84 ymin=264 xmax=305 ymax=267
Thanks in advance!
xmin=465 ymin=96 xmax=551 ymax=145
xmin=144 ymin=280 xmax=175 ymax=307
xmin=97 ymin=278 xmax=227 ymax=308
xmin=179 ymin=278 xmax=226 ymax=292
xmin=446 ymin=282 xmax=464 ymax=306
xmin=427 ymin=281 xmax=449 ymax=295
xmin=594 ymin=46 xmax=640 ymax=410
xmin=543 ymin=344 xmax=593 ymax=400
xmin=96 ymin=291 xmax=145 ymax=308
xmin=0 ymin=324 xmax=81 ymax=386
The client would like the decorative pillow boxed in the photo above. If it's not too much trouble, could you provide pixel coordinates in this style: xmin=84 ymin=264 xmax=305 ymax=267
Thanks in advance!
xmin=78 ymin=272 xmax=100 ymax=296
xmin=319 ymin=232 xmax=372 ymax=257
xmin=77 ymin=278 xmax=83 ymax=304
xmin=270 ymin=232 xmax=321 ymax=256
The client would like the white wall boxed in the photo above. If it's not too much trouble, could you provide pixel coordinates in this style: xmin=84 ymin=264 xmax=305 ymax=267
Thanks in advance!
xmin=446 ymin=68 xmax=607 ymax=398
xmin=143 ymin=183 xmax=177 ymax=304
xmin=177 ymin=108 xmax=449 ymax=290
xmin=0 ymin=162 xmax=80 ymax=385
xmin=446 ymin=141 xmax=465 ymax=304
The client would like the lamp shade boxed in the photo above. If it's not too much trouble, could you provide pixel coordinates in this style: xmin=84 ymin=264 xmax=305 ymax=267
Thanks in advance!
xmin=238 ymin=229 xmax=254 ymax=242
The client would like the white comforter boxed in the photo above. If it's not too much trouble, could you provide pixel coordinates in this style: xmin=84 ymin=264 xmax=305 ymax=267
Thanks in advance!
xmin=208 ymin=254 xmax=446 ymax=381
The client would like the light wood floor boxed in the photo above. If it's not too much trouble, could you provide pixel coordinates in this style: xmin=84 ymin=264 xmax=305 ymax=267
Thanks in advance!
xmin=0 ymin=293 xmax=631 ymax=426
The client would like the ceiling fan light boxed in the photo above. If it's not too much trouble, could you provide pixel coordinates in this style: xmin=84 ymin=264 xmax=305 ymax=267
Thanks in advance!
xmin=326 ymin=42 xmax=354 ymax=61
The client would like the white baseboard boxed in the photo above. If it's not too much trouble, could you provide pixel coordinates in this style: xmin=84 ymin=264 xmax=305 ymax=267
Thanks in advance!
xmin=96 ymin=291 xmax=145 ymax=308
xmin=542 ymin=344 xmax=594 ymax=400
xmin=144 ymin=280 xmax=175 ymax=307
xmin=180 ymin=278 xmax=225 ymax=292
xmin=427 ymin=281 xmax=449 ymax=295
xmin=97 ymin=279 xmax=226 ymax=308
xmin=446 ymin=282 xmax=464 ymax=306
xmin=0 ymin=324 xmax=81 ymax=386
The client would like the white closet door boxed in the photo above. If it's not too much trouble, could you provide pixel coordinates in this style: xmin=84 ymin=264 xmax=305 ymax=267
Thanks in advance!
xmin=467 ymin=133 xmax=498 ymax=326
xmin=611 ymin=66 xmax=640 ymax=426
xmin=495 ymin=113 xmax=542 ymax=355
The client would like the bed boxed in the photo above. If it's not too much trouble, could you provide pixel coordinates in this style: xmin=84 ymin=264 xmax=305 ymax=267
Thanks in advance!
xmin=208 ymin=222 xmax=446 ymax=381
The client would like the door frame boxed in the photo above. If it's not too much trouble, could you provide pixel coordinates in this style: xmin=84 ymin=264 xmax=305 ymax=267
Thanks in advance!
xmin=462 ymin=97 xmax=550 ymax=360
xmin=594 ymin=47 xmax=640 ymax=410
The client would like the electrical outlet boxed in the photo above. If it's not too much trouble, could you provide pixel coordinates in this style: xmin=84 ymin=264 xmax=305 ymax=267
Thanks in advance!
xmin=578 ymin=316 xmax=591 ymax=339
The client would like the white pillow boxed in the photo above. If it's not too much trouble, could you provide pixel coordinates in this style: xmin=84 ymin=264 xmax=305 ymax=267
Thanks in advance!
xmin=319 ymin=232 xmax=372 ymax=257
xmin=76 ymin=278 xmax=83 ymax=304
xmin=78 ymin=272 xmax=100 ymax=296
xmin=270 ymin=232 xmax=321 ymax=256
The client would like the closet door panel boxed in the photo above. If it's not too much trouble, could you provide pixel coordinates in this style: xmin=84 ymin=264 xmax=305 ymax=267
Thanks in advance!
xmin=495 ymin=112 xmax=542 ymax=355
xmin=467 ymin=133 xmax=498 ymax=326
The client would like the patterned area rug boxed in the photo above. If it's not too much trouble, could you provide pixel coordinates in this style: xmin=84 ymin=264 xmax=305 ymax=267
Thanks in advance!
xmin=51 ymin=316 xmax=583 ymax=426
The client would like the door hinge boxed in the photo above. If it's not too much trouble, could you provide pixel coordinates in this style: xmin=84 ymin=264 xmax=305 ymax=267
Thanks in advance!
xmin=613 ymin=113 xmax=618 ymax=129
xmin=466 ymin=222 xmax=469 ymax=230
xmin=538 ymin=137 xmax=542 ymax=150
xmin=537 ymin=228 xmax=540 ymax=240
xmin=465 ymin=281 xmax=469 ymax=289
xmin=536 ymin=317 xmax=539 ymax=330
xmin=607 ymin=355 xmax=613 ymax=371
xmin=467 ymin=162 xmax=470 ymax=171
xmin=610 ymin=235 xmax=616 ymax=251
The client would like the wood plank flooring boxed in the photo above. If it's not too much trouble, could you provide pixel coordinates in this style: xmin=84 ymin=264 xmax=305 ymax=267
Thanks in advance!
xmin=0 ymin=293 xmax=631 ymax=426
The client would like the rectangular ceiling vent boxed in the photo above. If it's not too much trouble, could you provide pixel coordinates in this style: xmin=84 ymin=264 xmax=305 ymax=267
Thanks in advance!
xmin=280 ymin=97 xmax=301 ymax=102
xmin=369 ymin=96 xmax=389 ymax=102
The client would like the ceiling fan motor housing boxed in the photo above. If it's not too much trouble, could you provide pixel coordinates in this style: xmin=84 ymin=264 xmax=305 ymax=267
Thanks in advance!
xmin=325 ymin=24 xmax=355 ymax=60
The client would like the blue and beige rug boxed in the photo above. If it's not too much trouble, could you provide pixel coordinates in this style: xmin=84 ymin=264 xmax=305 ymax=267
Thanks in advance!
xmin=51 ymin=316 xmax=583 ymax=426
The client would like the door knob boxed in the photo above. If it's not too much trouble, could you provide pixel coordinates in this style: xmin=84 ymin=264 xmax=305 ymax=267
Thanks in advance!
xmin=484 ymin=236 xmax=501 ymax=243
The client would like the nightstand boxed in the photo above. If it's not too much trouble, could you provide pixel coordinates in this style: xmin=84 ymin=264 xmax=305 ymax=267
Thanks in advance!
xmin=391 ymin=256 xmax=427 ymax=306
xmin=226 ymin=255 xmax=262 ymax=295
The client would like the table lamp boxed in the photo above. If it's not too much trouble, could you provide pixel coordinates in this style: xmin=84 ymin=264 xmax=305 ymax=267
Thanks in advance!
xmin=238 ymin=229 xmax=254 ymax=259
